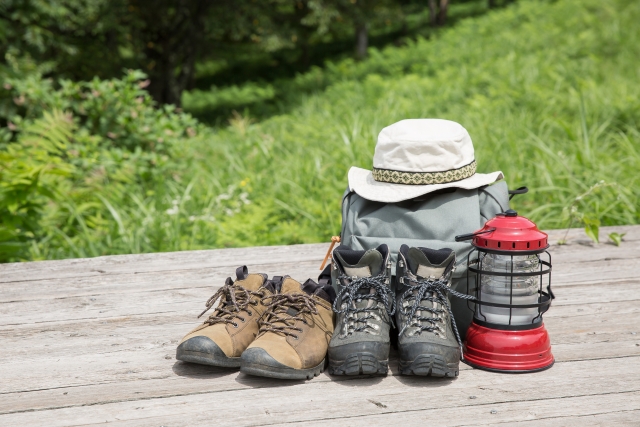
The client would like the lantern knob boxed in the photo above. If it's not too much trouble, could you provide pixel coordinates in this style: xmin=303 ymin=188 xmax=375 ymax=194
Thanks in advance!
xmin=505 ymin=209 xmax=517 ymax=217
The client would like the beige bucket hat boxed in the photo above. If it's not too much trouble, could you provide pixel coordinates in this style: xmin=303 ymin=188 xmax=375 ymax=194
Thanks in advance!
xmin=348 ymin=119 xmax=504 ymax=203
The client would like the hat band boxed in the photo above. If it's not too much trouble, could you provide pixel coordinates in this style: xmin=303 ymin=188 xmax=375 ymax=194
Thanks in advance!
xmin=372 ymin=160 xmax=477 ymax=185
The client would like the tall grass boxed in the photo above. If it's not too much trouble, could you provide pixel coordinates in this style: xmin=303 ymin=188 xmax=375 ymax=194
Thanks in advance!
xmin=172 ymin=0 xmax=640 ymax=248
xmin=22 ymin=0 xmax=640 ymax=259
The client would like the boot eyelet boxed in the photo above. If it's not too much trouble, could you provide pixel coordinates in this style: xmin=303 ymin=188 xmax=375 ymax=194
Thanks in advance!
xmin=232 ymin=322 xmax=239 ymax=328
xmin=293 ymin=335 xmax=299 ymax=340
xmin=239 ymin=317 xmax=246 ymax=323
xmin=247 ymin=311 xmax=253 ymax=316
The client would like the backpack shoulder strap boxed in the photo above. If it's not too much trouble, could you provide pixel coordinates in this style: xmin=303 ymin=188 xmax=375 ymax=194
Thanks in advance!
xmin=340 ymin=187 xmax=355 ymax=238
xmin=478 ymin=181 xmax=510 ymax=222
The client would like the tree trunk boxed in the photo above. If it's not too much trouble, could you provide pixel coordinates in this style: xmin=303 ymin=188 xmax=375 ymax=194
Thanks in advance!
xmin=138 ymin=0 xmax=212 ymax=106
xmin=428 ymin=0 xmax=437 ymax=26
xmin=294 ymin=1 xmax=313 ymax=69
xmin=437 ymin=0 xmax=449 ymax=26
xmin=355 ymin=22 xmax=368 ymax=60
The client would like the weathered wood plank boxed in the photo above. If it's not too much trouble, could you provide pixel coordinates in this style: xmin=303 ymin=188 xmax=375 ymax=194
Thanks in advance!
xmin=0 ymin=225 xmax=636 ymax=285
xmin=500 ymin=410 xmax=640 ymax=426
xmin=0 ymin=225 xmax=638 ymax=425
xmin=0 ymin=261 xmax=323 ymax=303
xmin=1 ymin=358 xmax=638 ymax=426
xmin=2 ymin=293 xmax=638 ymax=363
xmin=0 ymin=243 xmax=330 ymax=284
xmin=0 ymin=255 xmax=635 ymax=310
xmin=0 ymin=295 xmax=638 ymax=404
xmin=544 ymin=224 xmax=640 ymax=244
xmin=1 ymin=233 xmax=637 ymax=306
xmin=1 ymin=274 xmax=636 ymax=327
xmin=293 ymin=391 xmax=640 ymax=427
xmin=1 ymin=338 xmax=637 ymax=417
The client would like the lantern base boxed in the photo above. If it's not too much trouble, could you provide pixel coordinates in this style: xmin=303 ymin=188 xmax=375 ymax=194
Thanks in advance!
xmin=463 ymin=322 xmax=554 ymax=373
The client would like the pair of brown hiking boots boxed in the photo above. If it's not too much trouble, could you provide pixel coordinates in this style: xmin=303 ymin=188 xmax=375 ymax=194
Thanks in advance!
xmin=176 ymin=266 xmax=335 ymax=380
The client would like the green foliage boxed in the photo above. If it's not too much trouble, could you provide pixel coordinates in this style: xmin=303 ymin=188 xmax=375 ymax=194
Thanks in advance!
xmin=0 ymin=110 xmax=74 ymax=259
xmin=0 ymin=0 xmax=441 ymax=106
xmin=583 ymin=218 xmax=600 ymax=244
xmin=0 ymin=69 xmax=202 ymax=261
xmin=2 ymin=0 xmax=640 ymax=261
xmin=183 ymin=83 xmax=276 ymax=119
xmin=184 ymin=1 xmax=493 ymax=121
xmin=558 ymin=181 xmax=619 ymax=244
xmin=608 ymin=232 xmax=625 ymax=246
xmin=0 ymin=0 xmax=125 ymax=81
xmin=181 ymin=0 xmax=640 ymax=250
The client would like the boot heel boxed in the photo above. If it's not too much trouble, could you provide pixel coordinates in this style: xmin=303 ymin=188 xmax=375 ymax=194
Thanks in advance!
xmin=329 ymin=352 xmax=388 ymax=376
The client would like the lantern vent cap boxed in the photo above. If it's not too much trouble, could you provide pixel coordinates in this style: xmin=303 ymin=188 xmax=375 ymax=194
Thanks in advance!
xmin=471 ymin=211 xmax=548 ymax=252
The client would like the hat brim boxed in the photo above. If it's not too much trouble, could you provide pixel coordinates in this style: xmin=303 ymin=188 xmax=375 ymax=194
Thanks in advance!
xmin=348 ymin=167 xmax=504 ymax=203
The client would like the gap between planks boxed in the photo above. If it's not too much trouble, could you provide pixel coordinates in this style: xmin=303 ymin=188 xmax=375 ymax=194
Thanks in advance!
xmin=0 ymin=225 xmax=637 ymax=285
xmin=1 ymin=303 xmax=638 ymax=409
xmin=1 ymin=357 xmax=639 ymax=426
xmin=2 ymin=275 xmax=638 ymax=327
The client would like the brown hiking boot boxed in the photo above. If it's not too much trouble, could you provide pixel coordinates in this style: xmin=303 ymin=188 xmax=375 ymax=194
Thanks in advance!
xmin=176 ymin=266 xmax=277 ymax=367
xmin=241 ymin=275 xmax=335 ymax=380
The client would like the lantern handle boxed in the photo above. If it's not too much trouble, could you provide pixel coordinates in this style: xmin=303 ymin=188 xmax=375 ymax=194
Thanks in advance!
xmin=455 ymin=228 xmax=496 ymax=242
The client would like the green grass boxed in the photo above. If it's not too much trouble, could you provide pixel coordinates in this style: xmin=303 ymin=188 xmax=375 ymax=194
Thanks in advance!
xmin=10 ymin=0 xmax=640 ymax=260
xmin=172 ymin=0 xmax=640 ymax=250
xmin=186 ymin=0 xmax=496 ymax=122
xmin=182 ymin=0 xmax=504 ymax=126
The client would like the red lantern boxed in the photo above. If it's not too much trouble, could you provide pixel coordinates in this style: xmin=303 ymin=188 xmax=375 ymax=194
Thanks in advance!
xmin=455 ymin=209 xmax=555 ymax=373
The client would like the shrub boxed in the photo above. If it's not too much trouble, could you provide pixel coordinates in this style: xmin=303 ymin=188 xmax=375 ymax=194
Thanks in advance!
xmin=2 ymin=0 xmax=639 ymax=262
xmin=0 ymin=69 xmax=203 ymax=261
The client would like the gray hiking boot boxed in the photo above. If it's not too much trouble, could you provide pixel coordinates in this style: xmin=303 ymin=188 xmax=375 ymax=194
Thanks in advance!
xmin=396 ymin=245 xmax=465 ymax=377
xmin=328 ymin=244 xmax=395 ymax=376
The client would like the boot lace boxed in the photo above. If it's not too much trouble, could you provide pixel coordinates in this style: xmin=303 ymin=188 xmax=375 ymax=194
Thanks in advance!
xmin=197 ymin=277 xmax=265 ymax=327
xmin=259 ymin=293 xmax=320 ymax=339
xmin=399 ymin=273 xmax=474 ymax=357
xmin=333 ymin=274 xmax=396 ymax=335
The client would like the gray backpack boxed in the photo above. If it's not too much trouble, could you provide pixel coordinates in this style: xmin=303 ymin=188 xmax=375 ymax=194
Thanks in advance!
xmin=339 ymin=181 xmax=513 ymax=336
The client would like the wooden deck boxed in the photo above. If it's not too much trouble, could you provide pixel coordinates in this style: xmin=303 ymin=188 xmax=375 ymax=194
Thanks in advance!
xmin=1 ymin=225 xmax=639 ymax=426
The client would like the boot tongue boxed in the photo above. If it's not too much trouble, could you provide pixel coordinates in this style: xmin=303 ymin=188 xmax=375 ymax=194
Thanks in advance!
xmin=302 ymin=279 xmax=333 ymax=303
xmin=280 ymin=277 xmax=330 ymax=301
xmin=407 ymin=247 xmax=455 ymax=279
xmin=334 ymin=249 xmax=384 ymax=277
xmin=235 ymin=273 xmax=266 ymax=291
xmin=281 ymin=277 xmax=305 ymax=295
xmin=280 ymin=278 xmax=332 ymax=316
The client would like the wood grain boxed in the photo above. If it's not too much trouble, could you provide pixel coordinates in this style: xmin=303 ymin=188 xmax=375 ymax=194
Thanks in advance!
xmin=1 ymin=225 xmax=639 ymax=426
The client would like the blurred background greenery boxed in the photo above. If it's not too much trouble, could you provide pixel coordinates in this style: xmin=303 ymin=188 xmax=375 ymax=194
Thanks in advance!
xmin=0 ymin=0 xmax=638 ymax=262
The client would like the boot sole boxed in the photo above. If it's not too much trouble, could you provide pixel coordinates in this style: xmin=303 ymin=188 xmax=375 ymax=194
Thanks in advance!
xmin=329 ymin=352 xmax=389 ymax=376
xmin=399 ymin=354 xmax=459 ymax=377
xmin=176 ymin=349 xmax=242 ymax=368
xmin=241 ymin=358 xmax=326 ymax=380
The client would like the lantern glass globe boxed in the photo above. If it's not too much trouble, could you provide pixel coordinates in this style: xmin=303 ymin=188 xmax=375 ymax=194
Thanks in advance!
xmin=478 ymin=253 xmax=540 ymax=325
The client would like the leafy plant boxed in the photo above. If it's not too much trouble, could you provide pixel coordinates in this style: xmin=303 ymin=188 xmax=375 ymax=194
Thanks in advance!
xmin=0 ymin=110 xmax=75 ymax=260
xmin=583 ymin=217 xmax=601 ymax=244
xmin=558 ymin=181 xmax=622 ymax=245
xmin=608 ymin=232 xmax=626 ymax=246
xmin=0 ymin=69 xmax=204 ymax=261
xmin=2 ymin=0 xmax=640 ymax=262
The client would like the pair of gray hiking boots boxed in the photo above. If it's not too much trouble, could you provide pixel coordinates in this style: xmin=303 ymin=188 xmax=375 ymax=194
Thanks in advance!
xmin=328 ymin=243 xmax=463 ymax=377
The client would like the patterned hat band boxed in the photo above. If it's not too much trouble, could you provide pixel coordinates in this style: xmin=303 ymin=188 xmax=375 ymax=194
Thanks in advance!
xmin=372 ymin=160 xmax=477 ymax=185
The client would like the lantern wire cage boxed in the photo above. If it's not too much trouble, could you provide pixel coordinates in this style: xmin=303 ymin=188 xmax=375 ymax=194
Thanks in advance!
xmin=466 ymin=249 xmax=554 ymax=329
